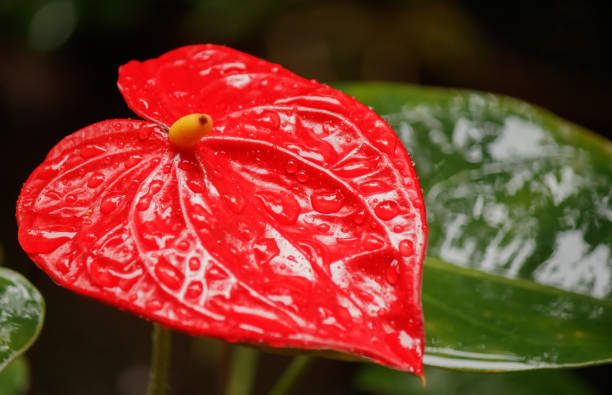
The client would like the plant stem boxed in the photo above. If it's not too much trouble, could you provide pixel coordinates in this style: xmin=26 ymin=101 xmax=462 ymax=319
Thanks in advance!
xmin=146 ymin=323 xmax=172 ymax=395
xmin=225 ymin=345 xmax=259 ymax=395
xmin=267 ymin=356 xmax=314 ymax=395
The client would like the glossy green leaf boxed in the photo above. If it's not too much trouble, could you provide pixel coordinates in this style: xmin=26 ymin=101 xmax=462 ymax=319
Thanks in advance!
xmin=0 ymin=268 xmax=45 ymax=372
xmin=353 ymin=363 xmax=596 ymax=395
xmin=423 ymin=257 xmax=612 ymax=370
xmin=0 ymin=357 xmax=30 ymax=395
xmin=337 ymin=82 xmax=612 ymax=370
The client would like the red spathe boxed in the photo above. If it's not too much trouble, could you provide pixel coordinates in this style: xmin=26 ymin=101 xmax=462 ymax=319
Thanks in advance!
xmin=17 ymin=44 xmax=427 ymax=374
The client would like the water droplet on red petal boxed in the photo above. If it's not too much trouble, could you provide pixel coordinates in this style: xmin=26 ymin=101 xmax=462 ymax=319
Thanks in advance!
xmin=359 ymin=180 xmax=389 ymax=194
xmin=155 ymin=259 xmax=184 ymax=291
xmin=177 ymin=240 xmax=190 ymax=251
xmin=399 ymin=240 xmax=415 ymax=256
xmin=386 ymin=259 xmax=400 ymax=285
xmin=146 ymin=299 xmax=162 ymax=311
xmin=317 ymin=223 xmax=330 ymax=232
xmin=285 ymin=160 xmax=297 ymax=174
xmin=222 ymin=193 xmax=245 ymax=214
xmin=100 ymin=195 xmax=121 ymax=214
xmin=296 ymin=170 xmax=309 ymax=183
xmin=88 ymin=173 xmax=105 ymax=188
xmin=186 ymin=281 xmax=203 ymax=298
xmin=311 ymin=190 xmax=344 ymax=214
xmin=363 ymin=234 xmax=385 ymax=250
xmin=188 ymin=257 xmax=201 ymax=271
xmin=256 ymin=191 xmax=300 ymax=225
xmin=138 ymin=127 xmax=152 ymax=140
xmin=125 ymin=155 xmax=142 ymax=168
xmin=353 ymin=210 xmax=366 ymax=225
xmin=374 ymin=200 xmax=400 ymax=220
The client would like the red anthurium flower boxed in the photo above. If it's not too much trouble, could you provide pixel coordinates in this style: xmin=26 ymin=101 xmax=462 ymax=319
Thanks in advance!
xmin=17 ymin=45 xmax=427 ymax=375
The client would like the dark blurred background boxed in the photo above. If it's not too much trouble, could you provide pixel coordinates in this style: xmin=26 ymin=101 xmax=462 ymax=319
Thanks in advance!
xmin=1 ymin=0 xmax=611 ymax=394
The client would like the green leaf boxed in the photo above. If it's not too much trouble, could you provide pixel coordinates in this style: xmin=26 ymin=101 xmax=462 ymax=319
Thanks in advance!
xmin=0 ymin=357 xmax=30 ymax=395
xmin=423 ymin=257 xmax=612 ymax=369
xmin=353 ymin=364 xmax=596 ymax=395
xmin=0 ymin=268 xmax=45 ymax=372
xmin=337 ymin=82 xmax=612 ymax=370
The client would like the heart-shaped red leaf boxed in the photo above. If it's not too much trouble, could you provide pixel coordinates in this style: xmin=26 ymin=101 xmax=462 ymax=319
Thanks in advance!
xmin=17 ymin=45 xmax=427 ymax=374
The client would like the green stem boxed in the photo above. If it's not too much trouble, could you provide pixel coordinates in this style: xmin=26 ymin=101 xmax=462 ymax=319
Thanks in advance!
xmin=146 ymin=323 xmax=172 ymax=395
xmin=225 ymin=346 xmax=259 ymax=395
xmin=267 ymin=356 xmax=315 ymax=395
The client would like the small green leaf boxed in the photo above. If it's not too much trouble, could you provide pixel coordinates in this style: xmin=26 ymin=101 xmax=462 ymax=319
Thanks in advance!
xmin=0 ymin=357 xmax=30 ymax=395
xmin=0 ymin=268 xmax=45 ymax=372
xmin=354 ymin=364 xmax=596 ymax=395
xmin=338 ymin=82 xmax=612 ymax=370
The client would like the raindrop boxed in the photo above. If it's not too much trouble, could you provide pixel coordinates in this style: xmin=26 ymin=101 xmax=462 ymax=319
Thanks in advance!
xmin=353 ymin=210 xmax=366 ymax=225
xmin=374 ymin=133 xmax=396 ymax=154
xmin=136 ymin=196 xmax=151 ymax=211
xmin=83 ymin=233 xmax=97 ymax=244
xmin=311 ymin=190 xmax=344 ymax=214
xmin=256 ymin=191 xmax=300 ymax=225
xmin=296 ymin=170 xmax=309 ymax=183
xmin=399 ymin=240 xmax=415 ymax=256
xmin=285 ymin=160 xmax=297 ymax=174
xmin=363 ymin=234 xmax=385 ymax=250
xmin=155 ymin=259 xmax=184 ymax=291
xmin=100 ymin=196 xmax=120 ymax=214
xmin=187 ymin=179 xmax=204 ymax=193
xmin=258 ymin=110 xmax=280 ymax=129
xmin=222 ymin=193 xmax=245 ymax=214
xmin=393 ymin=225 xmax=404 ymax=233
xmin=186 ymin=281 xmax=203 ymax=298
xmin=178 ymin=160 xmax=197 ymax=172
xmin=188 ymin=257 xmax=201 ymax=271
xmin=317 ymin=223 xmax=330 ymax=232
xmin=138 ymin=127 xmax=152 ymax=140
xmin=177 ymin=240 xmax=190 ymax=251
xmin=237 ymin=223 xmax=255 ymax=240
xmin=87 ymin=172 xmax=105 ymax=188
xmin=146 ymin=299 xmax=162 ymax=311
xmin=374 ymin=200 xmax=400 ymax=220
xmin=124 ymin=155 xmax=142 ymax=168
xmin=149 ymin=180 xmax=163 ymax=194
xmin=386 ymin=259 xmax=400 ymax=285
xmin=359 ymin=180 xmax=389 ymax=194
xmin=65 ymin=193 xmax=77 ymax=203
